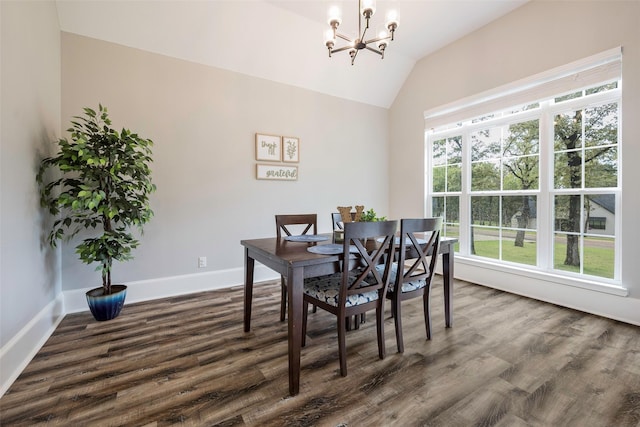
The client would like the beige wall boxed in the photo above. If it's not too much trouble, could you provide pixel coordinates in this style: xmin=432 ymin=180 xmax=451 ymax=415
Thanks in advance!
xmin=60 ymin=33 xmax=389 ymax=292
xmin=389 ymin=0 xmax=640 ymax=322
xmin=0 ymin=0 xmax=61 ymax=389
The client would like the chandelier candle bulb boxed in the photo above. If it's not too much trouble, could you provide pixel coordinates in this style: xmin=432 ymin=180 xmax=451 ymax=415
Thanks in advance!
xmin=386 ymin=11 xmax=399 ymax=40
xmin=386 ymin=9 xmax=399 ymax=26
xmin=328 ymin=5 xmax=342 ymax=24
xmin=325 ymin=29 xmax=336 ymax=54
xmin=361 ymin=0 xmax=376 ymax=18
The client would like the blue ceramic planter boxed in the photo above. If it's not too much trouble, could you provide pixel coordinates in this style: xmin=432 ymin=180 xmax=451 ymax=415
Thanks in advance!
xmin=86 ymin=285 xmax=127 ymax=321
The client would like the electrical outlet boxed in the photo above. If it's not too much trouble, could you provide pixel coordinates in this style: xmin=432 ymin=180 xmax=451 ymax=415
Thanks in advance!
xmin=198 ymin=256 xmax=207 ymax=268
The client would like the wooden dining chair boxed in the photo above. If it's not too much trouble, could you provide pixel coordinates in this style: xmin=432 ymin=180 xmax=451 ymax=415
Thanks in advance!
xmin=275 ymin=214 xmax=318 ymax=321
xmin=331 ymin=211 xmax=356 ymax=231
xmin=331 ymin=211 xmax=366 ymax=329
xmin=301 ymin=220 xmax=398 ymax=376
xmin=379 ymin=217 xmax=442 ymax=353
xmin=331 ymin=212 xmax=344 ymax=231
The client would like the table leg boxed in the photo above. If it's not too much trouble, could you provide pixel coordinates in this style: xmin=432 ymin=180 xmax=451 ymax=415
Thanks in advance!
xmin=243 ymin=248 xmax=255 ymax=333
xmin=442 ymin=247 xmax=454 ymax=328
xmin=287 ymin=266 xmax=304 ymax=395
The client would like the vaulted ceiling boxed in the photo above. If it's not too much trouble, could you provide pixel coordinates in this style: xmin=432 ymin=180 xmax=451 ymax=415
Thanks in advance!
xmin=55 ymin=0 xmax=529 ymax=108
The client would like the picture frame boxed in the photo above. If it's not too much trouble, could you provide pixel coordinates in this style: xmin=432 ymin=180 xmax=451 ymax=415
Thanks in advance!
xmin=256 ymin=164 xmax=298 ymax=181
xmin=282 ymin=136 xmax=300 ymax=163
xmin=255 ymin=133 xmax=281 ymax=162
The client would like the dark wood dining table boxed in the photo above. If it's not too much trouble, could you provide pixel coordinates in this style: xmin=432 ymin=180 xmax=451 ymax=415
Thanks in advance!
xmin=241 ymin=233 xmax=457 ymax=396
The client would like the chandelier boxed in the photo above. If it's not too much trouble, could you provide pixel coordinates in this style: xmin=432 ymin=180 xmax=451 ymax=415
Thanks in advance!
xmin=324 ymin=0 xmax=399 ymax=65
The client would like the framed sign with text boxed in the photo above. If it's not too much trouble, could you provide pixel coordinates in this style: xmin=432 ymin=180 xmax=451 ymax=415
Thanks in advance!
xmin=256 ymin=164 xmax=298 ymax=181
xmin=255 ymin=133 xmax=281 ymax=161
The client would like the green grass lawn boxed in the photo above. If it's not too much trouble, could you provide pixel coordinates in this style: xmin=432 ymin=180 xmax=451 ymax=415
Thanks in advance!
xmin=472 ymin=239 xmax=614 ymax=279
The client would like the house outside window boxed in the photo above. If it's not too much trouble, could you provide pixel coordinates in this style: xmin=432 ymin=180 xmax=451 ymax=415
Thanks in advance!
xmin=426 ymin=49 xmax=621 ymax=284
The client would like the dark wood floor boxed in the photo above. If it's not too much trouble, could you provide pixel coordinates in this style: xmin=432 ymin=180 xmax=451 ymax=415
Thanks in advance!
xmin=2 ymin=278 xmax=639 ymax=426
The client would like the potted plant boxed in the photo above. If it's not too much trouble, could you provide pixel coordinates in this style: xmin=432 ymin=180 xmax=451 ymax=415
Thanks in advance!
xmin=360 ymin=208 xmax=387 ymax=222
xmin=37 ymin=104 xmax=155 ymax=321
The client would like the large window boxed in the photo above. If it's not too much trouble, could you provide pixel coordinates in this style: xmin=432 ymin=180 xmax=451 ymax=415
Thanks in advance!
xmin=427 ymin=50 xmax=621 ymax=284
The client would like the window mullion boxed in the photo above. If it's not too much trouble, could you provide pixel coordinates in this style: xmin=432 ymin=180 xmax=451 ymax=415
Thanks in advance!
xmin=459 ymin=128 xmax=471 ymax=257
xmin=538 ymin=102 xmax=553 ymax=270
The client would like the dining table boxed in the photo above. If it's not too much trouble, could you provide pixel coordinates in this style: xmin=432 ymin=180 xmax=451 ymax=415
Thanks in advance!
xmin=241 ymin=233 xmax=458 ymax=396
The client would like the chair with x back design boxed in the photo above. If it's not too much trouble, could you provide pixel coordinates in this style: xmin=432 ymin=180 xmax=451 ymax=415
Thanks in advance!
xmin=275 ymin=214 xmax=318 ymax=321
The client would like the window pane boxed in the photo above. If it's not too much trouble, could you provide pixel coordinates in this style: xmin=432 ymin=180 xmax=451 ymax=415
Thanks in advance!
xmin=433 ymin=138 xmax=447 ymax=165
xmin=447 ymin=165 xmax=462 ymax=192
xmin=432 ymin=196 xmax=444 ymax=218
xmin=471 ymin=128 xmax=501 ymax=161
xmin=583 ymin=236 xmax=614 ymax=279
xmin=445 ymin=196 xmax=460 ymax=224
xmin=471 ymin=161 xmax=500 ymax=191
xmin=554 ymin=110 xmax=583 ymax=151
xmin=554 ymin=151 xmax=582 ymax=189
xmin=433 ymin=196 xmax=460 ymax=252
xmin=554 ymin=195 xmax=581 ymax=233
xmin=448 ymin=136 xmax=462 ymax=164
xmin=444 ymin=226 xmax=460 ymax=252
xmin=554 ymin=233 xmax=581 ymax=274
xmin=503 ymin=196 xmax=536 ymax=231
xmin=586 ymin=81 xmax=617 ymax=95
xmin=585 ymin=147 xmax=617 ymax=188
xmin=471 ymin=226 xmax=499 ymax=259
xmin=502 ymin=229 xmax=537 ymax=266
xmin=504 ymin=119 xmax=539 ymax=156
xmin=585 ymin=102 xmax=618 ymax=147
xmin=509 ymin=103 xmax=540 ymax=114
xmin=472 ymin=114 xmax=496 ymax=124
xmin=555 ymin=91 xmax=582 ymax=103
xmin=432 ymin=166 xmax=446 ymax=192
xmin=503 ymin=155 xmax=539 ymax=190
xmin=585 ymin=194 xmax=615 ymax=236
xmin=431 ymin=196 xmax=460 ymax=224
xmin=471 ymin=196 xmax=499 ymax=226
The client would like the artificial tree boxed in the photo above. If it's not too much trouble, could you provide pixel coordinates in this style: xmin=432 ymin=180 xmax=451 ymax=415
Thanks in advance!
xmin=37 ymin=105 xmax=155 ymax=308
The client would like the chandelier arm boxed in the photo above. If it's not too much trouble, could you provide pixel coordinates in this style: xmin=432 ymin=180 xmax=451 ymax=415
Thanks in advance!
xmin=335 ymin=33 xmax=352 ymax=43
xmin=360 ymin=25 xmax=369 ymax=45
xmin=332 ymin=46 xmax=355 ymax=54
xmin=365 ymin=46 xmax=383 ymax=56
xmin=364 ymin=35 xmax=392 ymax=45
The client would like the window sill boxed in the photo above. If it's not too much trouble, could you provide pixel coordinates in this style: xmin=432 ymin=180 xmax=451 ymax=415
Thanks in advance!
xmin=453 ymin=255 xmax=628 ymax=297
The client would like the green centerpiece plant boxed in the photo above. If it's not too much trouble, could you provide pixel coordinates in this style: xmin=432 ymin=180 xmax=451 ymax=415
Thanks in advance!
xmin=359 ymin=208 xmax=387 ymax=222
xmin=36 ymin=104 xmax=156 ymax=321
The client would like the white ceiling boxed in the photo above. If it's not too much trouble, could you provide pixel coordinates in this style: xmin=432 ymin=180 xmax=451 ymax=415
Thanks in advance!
xmin=55 ymin=0 xmax=529 ymax=108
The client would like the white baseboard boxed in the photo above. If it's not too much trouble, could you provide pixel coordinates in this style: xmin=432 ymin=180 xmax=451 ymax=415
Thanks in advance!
xmin=64 ymin=265 xmax=279 ymax=313
xmin=0 ymin=293 xmax=65 ymax=397
xmin=0 ymin=265 xmax=279 ymax=397
xmin=454 ymin=260 xmax=640 ymax=326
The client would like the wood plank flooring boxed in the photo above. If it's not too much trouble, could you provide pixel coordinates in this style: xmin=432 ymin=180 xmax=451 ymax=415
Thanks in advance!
xmin=1 ymin=278 xmax=639 ymax=426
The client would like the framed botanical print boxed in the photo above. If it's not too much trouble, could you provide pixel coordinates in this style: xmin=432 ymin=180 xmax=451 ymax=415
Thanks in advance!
xmin=282 ymin=136 xmax=300 ymax=163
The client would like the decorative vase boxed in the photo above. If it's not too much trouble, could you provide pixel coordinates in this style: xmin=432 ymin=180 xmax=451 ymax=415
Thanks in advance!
xmin=86 ymin=285 xmax=127 ymax=321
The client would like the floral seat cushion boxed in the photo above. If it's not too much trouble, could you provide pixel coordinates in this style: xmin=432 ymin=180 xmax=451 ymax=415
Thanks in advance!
xmin=375 ymin=264 xmax=427 ymax=293
xmin=303 ymin=273 xmax=379 ymax=307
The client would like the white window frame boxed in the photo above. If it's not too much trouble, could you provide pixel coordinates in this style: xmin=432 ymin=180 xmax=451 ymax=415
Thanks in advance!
xmin=425 ymin=48 xmax=624 ymax=294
